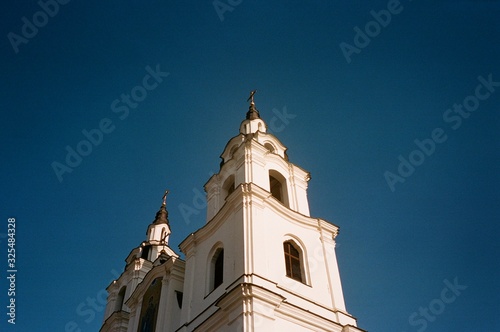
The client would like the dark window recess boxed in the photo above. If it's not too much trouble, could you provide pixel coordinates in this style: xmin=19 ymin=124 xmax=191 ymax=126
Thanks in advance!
xmin=284 ymin=242 xmax=302 ymax=282
xmin=227 ymin=182 xmax=235 ymax=196
xmin=270 ymin=175 xmax=283 ymax=202
xmin=141 ymin=245 xmax=151 ymax=260
xmin=214 ymin=249 xmax=224 ymax=289
xmin=175 ymin=291 xmax=183 ymax=308
xmin=114 ymin=286 xmax=126 ymax=312
xmin=224 ymin=176 xmax=235 ymax=201
xmin=264 ymin=143 xmax=275 ymax=153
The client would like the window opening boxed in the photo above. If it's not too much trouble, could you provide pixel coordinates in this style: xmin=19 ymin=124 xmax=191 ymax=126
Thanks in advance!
xmin=270 ymin=175 xmax=283 ymax=202
xmin=284 ymin=241 xmax=302 ymax=282
xmin=213 ymin=249 xmax=224 ymax=289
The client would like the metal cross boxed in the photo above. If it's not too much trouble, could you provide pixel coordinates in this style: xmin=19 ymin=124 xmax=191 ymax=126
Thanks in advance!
xmin=247 ymin=90 xmax=257 ymax=104
xmin=162 ymin=190 xmax=170 ymax=206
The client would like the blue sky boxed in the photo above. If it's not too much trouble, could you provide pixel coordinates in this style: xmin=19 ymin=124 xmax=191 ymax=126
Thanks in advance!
xmin=1 ymin=1 xmax=499 ymax=331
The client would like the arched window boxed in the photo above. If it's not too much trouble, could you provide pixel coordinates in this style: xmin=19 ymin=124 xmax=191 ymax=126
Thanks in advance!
xmin=229 ymin=145 xmax=238 ymax=159
xmin=160 ymin=228 xmax=167 ymax=244
xmin=270 ymin=175 xmax=282 ymax=201
xmin=264 ymin=142 xmax=275 ymax=153
xmin=141 ymin=245 xmax=151 ymax=260
xmin=114 ymin=286 xmax=126 ymax=312
xmin=208 ymin=247 xmax=224 ymax=292
xmin=138 ymin=278 xmax=161 ymax=332
xmin=283 ymin=241 xmax=303 ymax=282
xmin=223 ymin=175 xmax=235 ymax=200
xmin=269 ymin=170 xmax=288 ymax=207
xmin=213 ymin=248 xmax=224 ymax=290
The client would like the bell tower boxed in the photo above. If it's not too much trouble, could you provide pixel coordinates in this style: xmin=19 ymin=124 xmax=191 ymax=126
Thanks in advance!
xmin=100 ymin=91 xmax=365 ymax=332
xmin=178 ymin=92 xmax=365 ymax=332
xmin=100 ymin=192 xmax=185 ymax=332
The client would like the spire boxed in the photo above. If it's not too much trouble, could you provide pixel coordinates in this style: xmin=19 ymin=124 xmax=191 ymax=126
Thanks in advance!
xmin=245 ymin=89 xmax=261 ymax=120
xmin=153 ymin=190 xmax=169 ymax=225
xmin=240 ymin=90 xmax=267 ymax=135
xmin=141 ymin=189 xmax=176 ymax=261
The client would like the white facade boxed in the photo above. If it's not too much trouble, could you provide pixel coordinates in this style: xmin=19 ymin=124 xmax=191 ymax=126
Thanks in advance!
xmin=100 ymin=100 xmax=366 ymax=332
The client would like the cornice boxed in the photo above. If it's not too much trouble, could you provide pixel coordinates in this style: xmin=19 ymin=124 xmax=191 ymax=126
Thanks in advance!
xmin=180 ymin=182 xmax=339 ymax=257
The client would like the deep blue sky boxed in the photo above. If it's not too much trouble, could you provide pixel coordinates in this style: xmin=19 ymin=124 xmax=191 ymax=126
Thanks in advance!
xmin=1 ymin=1 xmax=499 ymax=331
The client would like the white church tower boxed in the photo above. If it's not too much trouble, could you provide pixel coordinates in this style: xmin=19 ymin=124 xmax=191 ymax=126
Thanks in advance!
xmin=100 ymin=92 xmax=366 ymax=332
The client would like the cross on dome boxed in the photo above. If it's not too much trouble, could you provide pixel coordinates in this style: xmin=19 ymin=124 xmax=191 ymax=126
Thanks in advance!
xmin=247 ymin=90 xmax=257 ymax=105
xmin=162 ymin=189 xmax=169 ymax=206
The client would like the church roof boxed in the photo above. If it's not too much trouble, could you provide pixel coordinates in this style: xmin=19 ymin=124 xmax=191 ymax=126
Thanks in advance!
xmin=153 ymin=190 xmax=169 ymax=225
xmin=152 ymin=203 xmax=169 ymax=225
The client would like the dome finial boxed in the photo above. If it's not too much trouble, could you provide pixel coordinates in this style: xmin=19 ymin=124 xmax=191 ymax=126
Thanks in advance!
xmin=153 ymin=189 xmax=170 ymax=225
xmin=162 ymin=189 xmax=169 ymax=207
xmin=245 ymin=90 xmax=260 ymax=120
xmin=247 ymin=89 xmax=257 ymax=105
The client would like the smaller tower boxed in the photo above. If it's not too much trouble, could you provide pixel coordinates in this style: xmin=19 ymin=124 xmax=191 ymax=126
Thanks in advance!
xmin=143 ymin=190 xmax=174 ymax=261
xmin=100 ymin=191 xmax=185 ymax=332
